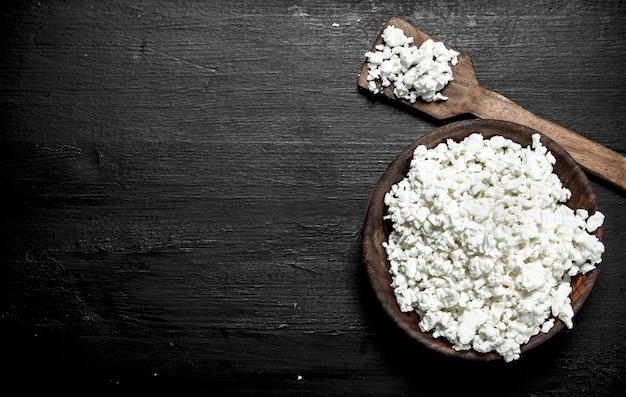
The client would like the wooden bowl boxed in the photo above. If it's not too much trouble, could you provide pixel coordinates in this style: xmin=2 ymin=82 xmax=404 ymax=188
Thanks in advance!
xmin=361 ymin=119 xmax=603 ymax=361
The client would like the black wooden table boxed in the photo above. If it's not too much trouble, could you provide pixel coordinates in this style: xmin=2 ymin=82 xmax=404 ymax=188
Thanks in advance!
xmin=2 ymin=1 xmax=625 ymax=395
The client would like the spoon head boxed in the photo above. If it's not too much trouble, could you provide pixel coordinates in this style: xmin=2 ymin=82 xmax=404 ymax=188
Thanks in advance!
xmin=358 ymin=17 xmax=479 ymax=120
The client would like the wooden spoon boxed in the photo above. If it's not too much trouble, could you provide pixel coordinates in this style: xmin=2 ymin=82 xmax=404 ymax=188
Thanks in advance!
xmin=358 ymin=17 xmax=626 ymax=191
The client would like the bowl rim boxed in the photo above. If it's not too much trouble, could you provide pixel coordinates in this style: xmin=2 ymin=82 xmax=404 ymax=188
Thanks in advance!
xmin=361 ymin=118 xmax=602 ymax=361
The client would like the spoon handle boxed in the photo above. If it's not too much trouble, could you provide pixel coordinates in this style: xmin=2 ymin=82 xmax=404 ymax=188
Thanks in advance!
xmin=466 ymin=85 xmax=626 ymax=191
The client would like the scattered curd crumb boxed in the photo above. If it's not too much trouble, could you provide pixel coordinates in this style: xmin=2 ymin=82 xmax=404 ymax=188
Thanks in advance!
xmin=364 ymin=25 xmax=459 ymax=102
xmin=383 ymin=133 xmax=604 ymax=362
xmin=585 ymin=211 xmax=605 ymax=233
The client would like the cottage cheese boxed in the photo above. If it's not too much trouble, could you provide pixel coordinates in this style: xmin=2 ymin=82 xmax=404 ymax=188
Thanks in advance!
xmin=383 ymin=133 xmax=605 ymax=362
xmin=364 ymin=25 xmax=459 ymax=102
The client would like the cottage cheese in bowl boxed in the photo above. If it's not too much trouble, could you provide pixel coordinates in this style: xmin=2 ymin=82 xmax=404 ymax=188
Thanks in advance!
xmin=361 ymin=119 xmax=605 ymax=362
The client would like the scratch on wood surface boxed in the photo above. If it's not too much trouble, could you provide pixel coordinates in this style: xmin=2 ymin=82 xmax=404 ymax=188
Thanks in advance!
xmin=287 ymin=5 xmax=310 ymax=17
xmin=34 ymin=143 xmax=84 ymax=156
xmin=141 ymin=46 xmax=219 ymax=74
xmin=286 ymin=262 xmax=320 ymax=274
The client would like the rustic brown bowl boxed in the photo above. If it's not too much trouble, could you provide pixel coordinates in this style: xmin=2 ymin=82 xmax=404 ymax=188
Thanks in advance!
xmin=361 ymin=119 xmax=603 ymax=361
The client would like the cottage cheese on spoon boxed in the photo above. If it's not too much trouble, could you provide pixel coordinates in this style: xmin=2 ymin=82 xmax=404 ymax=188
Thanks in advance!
xmin=364 ymin=25 xmax=459 ymax=102
xmin=383 ymin=133 xmax=604 ymax=362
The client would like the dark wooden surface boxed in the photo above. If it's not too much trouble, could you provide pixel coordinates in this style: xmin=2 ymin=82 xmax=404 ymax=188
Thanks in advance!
xmin=1 ymin=1 xmax=625 ymax=395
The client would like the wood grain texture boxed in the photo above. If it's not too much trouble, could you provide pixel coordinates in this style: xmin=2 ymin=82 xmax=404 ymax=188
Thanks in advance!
xmin=1 ymin=0 xmax=625 ymax=395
